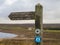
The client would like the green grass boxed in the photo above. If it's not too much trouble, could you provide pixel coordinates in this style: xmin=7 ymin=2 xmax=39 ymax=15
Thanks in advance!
xmin=45 ymin=30 xmax=60 ymax=32
xmin=0 ymin=26 xmax=27 ymax=30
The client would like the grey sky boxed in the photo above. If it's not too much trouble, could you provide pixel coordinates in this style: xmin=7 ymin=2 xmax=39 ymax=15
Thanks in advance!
xmin=0 ymin=0 xmax=60 ymax=24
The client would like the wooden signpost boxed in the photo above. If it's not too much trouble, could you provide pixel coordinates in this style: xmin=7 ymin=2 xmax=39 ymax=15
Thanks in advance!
xmin=8 ymin=3 xmax=43 ymax=45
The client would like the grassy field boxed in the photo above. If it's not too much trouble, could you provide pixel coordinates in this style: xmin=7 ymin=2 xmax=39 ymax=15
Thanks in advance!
xmin=0 ymin=38 xmax=60 ymax=45
xmin=0 ymin=24 xmax=60 ymax=32
xmin=45 ymin=30 xmax=60 ymax=32
xmin=0 ymin=24 xmax=60 ymax=45
xmin=0 ymin=26 xmax=27 ymax=30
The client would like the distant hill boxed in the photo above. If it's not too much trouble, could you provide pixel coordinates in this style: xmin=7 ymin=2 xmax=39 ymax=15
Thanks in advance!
xmin=0 ymin=24 xmax=60 ymax=30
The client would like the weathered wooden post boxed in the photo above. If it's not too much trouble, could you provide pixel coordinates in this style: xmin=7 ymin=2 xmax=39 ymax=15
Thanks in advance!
xmin=35 ymin=3 xmax=43 ymax=45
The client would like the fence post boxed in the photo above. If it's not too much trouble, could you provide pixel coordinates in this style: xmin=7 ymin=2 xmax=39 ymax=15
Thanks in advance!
xmin=35 ymin=3 xmax=43 ymax=45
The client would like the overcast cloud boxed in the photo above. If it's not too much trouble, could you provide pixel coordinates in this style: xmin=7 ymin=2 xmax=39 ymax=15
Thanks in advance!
xmin=0 ymin=0 xmax=60 ymax=24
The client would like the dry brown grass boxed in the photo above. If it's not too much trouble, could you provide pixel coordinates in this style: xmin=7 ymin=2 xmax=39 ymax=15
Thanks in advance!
xmin=0 ymin=24 xmax=60 ymax=45
xmin=0 ymin=38 xmax=60 ymax=45
xmin=0 ymin=38 xmax=35 ymax=45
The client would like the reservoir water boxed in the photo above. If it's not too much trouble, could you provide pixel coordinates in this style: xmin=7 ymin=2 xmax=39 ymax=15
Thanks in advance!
xmin=0 ymin=32 xmax=18 ymax=38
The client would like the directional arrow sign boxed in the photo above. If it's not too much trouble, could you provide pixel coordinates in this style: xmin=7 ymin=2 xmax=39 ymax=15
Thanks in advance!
xmin=8 ymin=12 xmax=35 ymax=20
